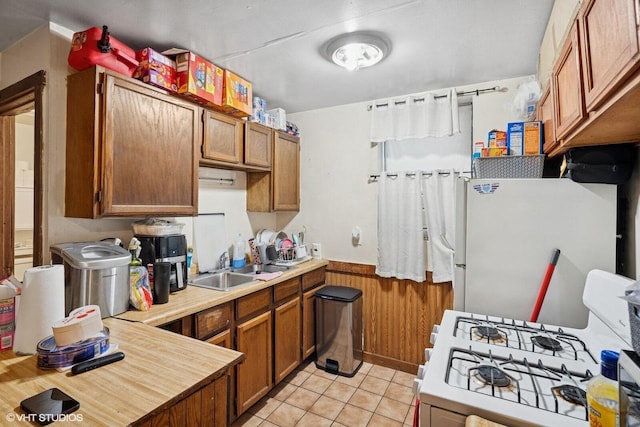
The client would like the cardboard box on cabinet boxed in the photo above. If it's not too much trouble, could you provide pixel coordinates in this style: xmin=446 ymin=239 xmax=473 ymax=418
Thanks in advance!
xmin=174 ymin=51 xmax=224 ymax=107
xmin=222 ymin=70 xmax=253 ymax=117
xmin=134 ymin=48 xmax=177 ymax=92
xmin=267 ymin=108 xmax=286 ymax=130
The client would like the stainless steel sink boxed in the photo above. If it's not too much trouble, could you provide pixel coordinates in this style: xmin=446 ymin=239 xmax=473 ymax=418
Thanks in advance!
xmin=190 ymin=271 xmax=255 ymax=291
xmin=231 ymin=264 xmax=293 ymax=275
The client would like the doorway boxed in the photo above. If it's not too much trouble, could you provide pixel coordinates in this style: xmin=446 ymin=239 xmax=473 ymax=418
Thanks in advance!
xmin=0 ymin=70 xmax=46 ymax=280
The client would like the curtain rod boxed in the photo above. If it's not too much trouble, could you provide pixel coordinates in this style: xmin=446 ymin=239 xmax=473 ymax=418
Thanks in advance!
xmin=367 ymin=86 xmax=506 ymax=111
xmin=368 ymin=171 xmax=471 ymax=182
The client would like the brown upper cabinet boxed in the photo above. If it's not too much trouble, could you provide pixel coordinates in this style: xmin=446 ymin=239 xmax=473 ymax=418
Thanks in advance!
xmin=202 ymin=109 xmax=244 ymax=165
xmin=538 ymin=84 xmax=557 ymax=153
xmin=246 ymin=131 xmax=300 ymax=212
xmin=65 ymin=66 xmax=199 ymax=218
xmin=552 ymin=22 xmax=586 ymax=142
xmin=200 ymin=113 xmax=272 ymax=171
xmin=579 ymin=0 xmax=640 ymax=112
xmin=244 ymin=122 xmax=273 ymax=168
xmin=542 ymin=0 xmax=640 ymax=156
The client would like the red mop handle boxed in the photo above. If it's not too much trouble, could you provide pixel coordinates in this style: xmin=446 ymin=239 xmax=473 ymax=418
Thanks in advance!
xmin=530 ymin=248 xmax=561 ymax=323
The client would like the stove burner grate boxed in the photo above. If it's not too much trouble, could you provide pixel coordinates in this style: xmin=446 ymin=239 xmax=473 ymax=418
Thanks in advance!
xmin=474 ymin=365 xmax=512 ymax=388
xmin=553 ymin=385 xmax=587 ymax=407
xmin=454 ymin=316 xmax=598 ymax=363
xmin=449 ymin=347 xmax=593 ymax=421
xmin=531 ymin=335 xmax=563 ymax=352
xmin=474 ymin=326 xmax=503 ymax=340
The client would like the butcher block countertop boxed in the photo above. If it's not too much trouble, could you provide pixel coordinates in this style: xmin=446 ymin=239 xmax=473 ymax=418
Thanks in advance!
xmin=0 ymin=318 xmax=244 ymax=426
xmin=115 ymin=258 xmax=329 ymax=327
xmin=465 ymin=415 xmax=508 ymax=427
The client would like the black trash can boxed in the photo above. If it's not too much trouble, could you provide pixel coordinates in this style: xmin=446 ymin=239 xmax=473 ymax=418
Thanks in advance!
xmin=315 ymin=285 xmax=363 ymax=377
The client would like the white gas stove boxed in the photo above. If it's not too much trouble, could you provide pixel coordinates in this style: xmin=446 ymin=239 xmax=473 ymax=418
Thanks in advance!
xmin=415 ymin=270 xmax=635 ymax=427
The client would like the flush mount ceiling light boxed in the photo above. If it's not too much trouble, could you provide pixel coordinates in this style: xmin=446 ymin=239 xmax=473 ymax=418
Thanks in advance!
xmin=325 ymin=32 xmax=390 ymax=71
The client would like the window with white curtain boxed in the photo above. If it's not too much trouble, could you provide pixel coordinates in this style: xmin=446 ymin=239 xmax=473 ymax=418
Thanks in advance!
xmin=381 ymin=103 xmax=472 ymax=172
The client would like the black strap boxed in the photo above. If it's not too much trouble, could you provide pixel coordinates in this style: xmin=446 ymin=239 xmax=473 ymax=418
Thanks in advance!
xmin=566 ymin=162 xmax=619 ymax=172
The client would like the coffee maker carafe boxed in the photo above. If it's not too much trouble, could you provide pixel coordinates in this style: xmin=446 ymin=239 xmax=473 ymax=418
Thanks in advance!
xmin=136 ymin=235 xmax=188 ymax=292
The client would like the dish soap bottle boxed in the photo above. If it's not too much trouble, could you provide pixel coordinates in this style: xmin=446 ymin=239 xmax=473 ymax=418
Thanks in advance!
xmin=586 ymin=350 xmax=623 ymax=427
xmin=232 ymin=233 xmax=246 ymax=269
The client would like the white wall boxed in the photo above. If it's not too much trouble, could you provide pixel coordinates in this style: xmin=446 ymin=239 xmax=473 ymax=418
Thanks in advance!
xmin=283 ymin=76 xmax=528 ymax=264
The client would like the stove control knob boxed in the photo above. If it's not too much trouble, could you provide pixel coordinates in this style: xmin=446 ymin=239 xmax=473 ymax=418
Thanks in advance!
xmin=412 ymin=378 xmax=422 ymax=397
xmin=417 ymin=364 xmax=426 ymax=379
xmin=424 ymin=349 xmax=433 ymax=362
xmin=430 ymin=332 xmax=438 ymax=345
xmin=432 ymin=324 xmax=440 ymax=333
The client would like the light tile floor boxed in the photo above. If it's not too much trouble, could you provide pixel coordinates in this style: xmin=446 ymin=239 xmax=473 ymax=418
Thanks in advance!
xmin=232 ymin=361 xmax=417 ymax=427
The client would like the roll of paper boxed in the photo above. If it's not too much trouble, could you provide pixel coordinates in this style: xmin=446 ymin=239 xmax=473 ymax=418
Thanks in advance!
xmin=13 ymin=265 xmax=65 ymax=355
xmin=52 ymin=305 xmax=104 ymax=346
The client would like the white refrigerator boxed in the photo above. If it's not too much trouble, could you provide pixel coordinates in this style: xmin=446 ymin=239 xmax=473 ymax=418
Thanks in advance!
xmin=453 ymin=178 xmax=617 ymax=328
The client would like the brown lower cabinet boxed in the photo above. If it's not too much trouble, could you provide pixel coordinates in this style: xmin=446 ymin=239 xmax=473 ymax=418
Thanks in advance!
xmin=274 ymin=297 xmax=301 ymax=383
xmin=302 ymin=285 xmax=324 ymax=359
xmin=236 ymin=310 xmax=273 ymax=415
xmin=136 ymin=374 xmax=228 ymax=427
xmin=159 ymin=266 xmax=327 ymax=421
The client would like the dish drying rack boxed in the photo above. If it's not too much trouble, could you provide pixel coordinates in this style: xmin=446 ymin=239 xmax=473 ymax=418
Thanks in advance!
xmin=274 ymin=244 xmax=312 ymax=266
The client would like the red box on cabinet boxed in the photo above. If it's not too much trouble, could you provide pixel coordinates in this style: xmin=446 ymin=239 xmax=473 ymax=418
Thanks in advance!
xmin=134 ymin=48 xmax=177 ymax=92
xmin=174 ymin=52 xmax=223 ymax=107
xmin=68 ymin=26 xmax=139 ymax=77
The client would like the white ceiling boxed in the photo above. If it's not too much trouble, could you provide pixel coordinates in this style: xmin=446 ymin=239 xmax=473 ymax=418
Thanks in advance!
xmin=0 ymin=0 xmax=554 ymax=113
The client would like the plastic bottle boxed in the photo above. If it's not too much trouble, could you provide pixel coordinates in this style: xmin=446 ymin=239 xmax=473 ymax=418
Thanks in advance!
xmin=232 ymin=233 xmax=246 ymax=269
xmin=586 ymin=350 xmax=624 ymax=427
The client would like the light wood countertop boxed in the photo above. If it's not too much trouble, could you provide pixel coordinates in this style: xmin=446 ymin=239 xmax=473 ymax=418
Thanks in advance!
xmin=0 ymin=318 xmax=244 ymax=426
xmin=115 ymin=258 xmax=329 ymax=326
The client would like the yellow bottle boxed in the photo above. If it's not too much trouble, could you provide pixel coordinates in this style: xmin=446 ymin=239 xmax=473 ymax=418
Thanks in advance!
xmin=587 ymin=350 xmax=625 ymax=427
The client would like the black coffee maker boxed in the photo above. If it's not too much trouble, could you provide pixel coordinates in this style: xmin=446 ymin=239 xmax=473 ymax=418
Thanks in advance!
xmin=136 ymin=234 xmax=188 ymax=292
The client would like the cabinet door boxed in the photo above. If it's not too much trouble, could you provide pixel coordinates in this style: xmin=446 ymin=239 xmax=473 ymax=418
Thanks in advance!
xmin=236 ymin=311 xmax=272 ymax=415
xmin=202 ymin=110 xmax=243 ymax=164
xmin=538 ymin=85 xmax=557 ymax=153
xmin=102 ymin=74 xmax=199 ymax=216
xmin=206 ymin=329 xmax=231 ymax=348
xmin=553 ymin=22 xmax=586 ymax=140
xmin=272 ymin=132 xmax=300 ymax=211
xmin=244 ymin=122 xmax=272 ymax=168
xmin=302 ymin=286 xmax=325 ymax=360
xmin=580 ymin=0 xmax=640 ymax=111
xmin=274 ymin=297 xmax=301 ymax=383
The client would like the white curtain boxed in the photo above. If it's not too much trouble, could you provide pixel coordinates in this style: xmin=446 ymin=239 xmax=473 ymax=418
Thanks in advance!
xmin=376 ymin=170 xmax=458 ymax=284
xmin=370 ymin=89 xmax=460 ymax=143
xmin=376 ymin=172 xmax=426 ymax=282
xmin=422 ymin=171 xmax=457 ymax=283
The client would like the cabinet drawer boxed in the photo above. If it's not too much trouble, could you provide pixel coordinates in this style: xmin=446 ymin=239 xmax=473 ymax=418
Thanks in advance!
xmin=302 ymin=268 xmax=325 ymax=291
xmin=237 ymin=288 xmax=271 ymax=320
xmin=195 ymin=303 xmax=231 ymax=340
xmin=274 ymin=277 xmax=300 ymax=304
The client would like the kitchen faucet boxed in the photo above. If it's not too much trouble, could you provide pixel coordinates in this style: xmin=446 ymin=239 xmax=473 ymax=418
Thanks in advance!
xmin=219 ymin=251 xmax=229 ymax=269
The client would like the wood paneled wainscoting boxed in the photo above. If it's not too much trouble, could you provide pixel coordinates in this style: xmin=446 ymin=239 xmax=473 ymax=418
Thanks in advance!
xmin=325 ymin=261 xmax=453 ymax=374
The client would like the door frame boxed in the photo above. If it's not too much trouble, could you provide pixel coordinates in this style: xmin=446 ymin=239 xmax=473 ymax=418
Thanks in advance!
xmin=0 ymin=70 xmax=46 ymax=278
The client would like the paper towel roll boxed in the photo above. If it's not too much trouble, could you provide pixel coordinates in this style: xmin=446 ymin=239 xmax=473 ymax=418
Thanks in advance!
xmin=13 ymin=265 xmax=65 ymax=355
